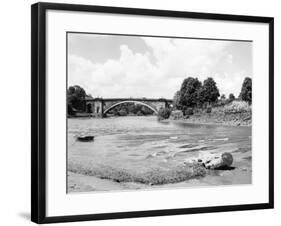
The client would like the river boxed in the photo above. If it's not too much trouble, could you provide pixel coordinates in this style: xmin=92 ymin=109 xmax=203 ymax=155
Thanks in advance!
xmin=67 ymin=116 xmax=252 ymax=192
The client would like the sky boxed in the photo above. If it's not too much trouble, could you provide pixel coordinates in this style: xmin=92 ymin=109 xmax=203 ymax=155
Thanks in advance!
xmin=68 ymin=33 xmax=252 ymax=99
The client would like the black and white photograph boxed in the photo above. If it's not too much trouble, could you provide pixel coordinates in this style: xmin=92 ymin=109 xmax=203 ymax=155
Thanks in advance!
xmin=29 ymin=2 xmax=274 ymax=223
xmin=67 ymin=32 xmax=252 ymax=193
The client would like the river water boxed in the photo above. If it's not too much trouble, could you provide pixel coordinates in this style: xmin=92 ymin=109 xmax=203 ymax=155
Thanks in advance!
xmin=67 ymin=116 xmax=252 ymax=192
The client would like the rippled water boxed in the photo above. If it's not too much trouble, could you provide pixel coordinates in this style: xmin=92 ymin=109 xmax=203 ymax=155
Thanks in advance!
xmin=68 ymin=116 xmax=252 ymax=190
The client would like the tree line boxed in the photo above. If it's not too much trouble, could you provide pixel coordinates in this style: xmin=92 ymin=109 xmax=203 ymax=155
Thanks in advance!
xmin=67 ymin=85 xmax=86 ymax=115
xmin=67 ymin=76 xmax=252 ymax=117
xmin=172 ymin=76 xmax=252 ymax=113
xmin=67 ymin=85 xmax=155 ymax=116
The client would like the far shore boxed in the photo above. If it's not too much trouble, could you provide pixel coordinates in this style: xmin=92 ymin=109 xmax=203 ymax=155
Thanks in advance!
xmin=163 ymin=118 xmax=251 ymax=127
xmin=68 ymin=114 xmax=251 ymax=127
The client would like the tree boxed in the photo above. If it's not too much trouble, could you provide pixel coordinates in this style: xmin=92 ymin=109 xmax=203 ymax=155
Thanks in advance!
xmin=118 ymin=109 xmax=127 ymax=116
xmin=141 ymin=106 xmax=154 ymax=115
xmin=239 ymin=77 xmax=252 ymax=104
xmin=173 ymin=90 xmax=181 ymax=110
xmin=179 ymin=77 xmax=202 ymax=108
xmin=221 ymin=94 xmax=226 ymax=100
xmin=157 ymin=107 xmax=171 ymax=120
xmin=228 ymin=93 xmax=235 ymax=102
xmin=67 ymin=85 xmax=86 ymax=112
xmin=200 ymin=77 xmax=220 ymax=105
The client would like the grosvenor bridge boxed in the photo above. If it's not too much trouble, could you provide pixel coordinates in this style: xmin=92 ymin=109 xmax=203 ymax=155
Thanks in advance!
xmin=85 ymin=97 xmax=173 ymax=117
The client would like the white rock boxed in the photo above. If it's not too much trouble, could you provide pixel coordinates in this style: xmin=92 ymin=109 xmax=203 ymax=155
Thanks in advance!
xmin=203 ymin=152 xmax=233 ymax=169
xmin=185 ymin=152 xmax=233 ymax=170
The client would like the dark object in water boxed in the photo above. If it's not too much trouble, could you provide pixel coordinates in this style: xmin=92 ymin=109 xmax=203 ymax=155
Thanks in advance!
xmin=77 ymin=136 xmax=94 ymax=142
xmin=178 ymin=144 xmax=198 ymax=149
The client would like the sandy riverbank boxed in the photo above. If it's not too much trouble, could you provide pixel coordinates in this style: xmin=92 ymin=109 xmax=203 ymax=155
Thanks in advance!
xmin=67 ymin=171 xmax=148 ymax=192
xmin=68 ymin=151 xmax=251 ymax=193
xmin=67 ymin=116 xmax=251 ymax=193
xmin=68 ymin=164 xmax=251 ymax=193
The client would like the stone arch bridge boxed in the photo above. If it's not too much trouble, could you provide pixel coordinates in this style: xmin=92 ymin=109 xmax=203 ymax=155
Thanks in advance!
xmin=85 ymin=98 xmax=173 ymax=117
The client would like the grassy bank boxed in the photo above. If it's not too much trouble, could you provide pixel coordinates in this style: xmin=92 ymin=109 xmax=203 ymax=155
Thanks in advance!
xmin=68 ymin=161 xmax=206 ymax=185
xmin=169 ymin=101 xmax=251 ymax=127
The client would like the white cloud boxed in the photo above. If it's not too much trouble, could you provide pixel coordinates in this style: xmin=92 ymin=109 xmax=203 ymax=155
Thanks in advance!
xmin=68 ymin=38 xmax=252 ymax=98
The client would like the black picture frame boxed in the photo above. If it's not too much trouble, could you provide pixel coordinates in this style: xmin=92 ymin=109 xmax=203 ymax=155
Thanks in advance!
xmin=31 ymin=2 xmax=274 ymax=224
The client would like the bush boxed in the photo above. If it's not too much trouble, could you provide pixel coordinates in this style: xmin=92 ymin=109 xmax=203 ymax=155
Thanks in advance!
xmin=228 ymin=93 xmax=235 ymax=102
xmin=157 ymin=107 xmax=171 ymax=120
xmin=213 ymin=100 xmax=225 ymax=107
xmin=118 ymin=109 xmax=127 ymax=116
xmin=239 ymin=77 xmax=252 ymax=104
xmin=185 ymin=107 xmax=194 ymax=116
xmin=223 ymin=101 xmax=251 ymax=114
xmin=67 ymin=104 xmax=75 ymax=116
xmin=170 ymin=110 xmax=184 ymax=120
xmin=206 ymin=107 xmax=212 ymax=113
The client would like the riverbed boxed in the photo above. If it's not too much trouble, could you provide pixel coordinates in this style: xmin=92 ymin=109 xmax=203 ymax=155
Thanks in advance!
xmin=67 ymin=116 xmax=252 ymax=193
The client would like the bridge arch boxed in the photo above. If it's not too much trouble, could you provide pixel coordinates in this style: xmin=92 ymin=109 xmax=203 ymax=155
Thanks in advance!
xmin=103 ymin=100 xmax=158 ymax=115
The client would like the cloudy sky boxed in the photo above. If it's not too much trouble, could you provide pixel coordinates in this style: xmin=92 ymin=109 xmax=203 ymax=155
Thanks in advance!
xmin=68 ymin=33 xmax=252 ymax=99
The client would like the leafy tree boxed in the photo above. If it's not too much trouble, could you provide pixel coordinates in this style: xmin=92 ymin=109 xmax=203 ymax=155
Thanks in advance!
xmin=173 ymin=90 xmax=181 ymax=109
xmin=141 ymin=106 xmax=154 ymax=115
xmin=185 ymin=107 xmax=194 ymax=116
xmin=228 ymin=93 xmax=235 ymax=102
xmin=67 ymin=85 xmax=86 ymax=112
xmin=127 ymin=104 xmax=136 ymax=114
xmin=136 ymin=111 xmax=143 ymax=116
xmin=179 ymin=77 xmax=202 ymax=108
xmin=157 ymin=107 xmax=171 ymax=120
xmin=221 ymin=94 xmax=226 ymax=100
xmin=200 ymin=77 xmax=220 ymax=104
xmin=196 ymin=87 xmax=205 ymax=107
xmin=118 ymin=109 xmax=127 ymax=116
xmin=67 ymin=104 xmax=75 ymax=116
xmin=239 ymin=77 xmax=252 ymax=104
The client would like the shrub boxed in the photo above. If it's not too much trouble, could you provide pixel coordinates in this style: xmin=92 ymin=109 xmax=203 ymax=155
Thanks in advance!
xmin=118 ymin=109 xmax=127 ymax=116
xmin=239 ymin=77 xmax=252 ymax=104
xmin=173 ymin=90 xmax=181 ymax=110
xmin=170 ymin=110 xmax=184 ymax=120
xmin=185 ymin=107 xmax=194 ymax=116
xmin=206 ymin=107 xmax=212 ymax=113
xmin=157 ymin=107 xmax=171 ymax=120
xmin=193 ymin=108 xmax=201 ymax=115
xmin=67 ymin=104 xmax=75 ymax=116
xmin=220 ymin=94 xmax=226 ymax=100
xmin=228 ymin=93 xmax=235 ymax=102
xmin=223 ymin=101 xmax=251 ymax=114
xmin=213 ymin=100 xmax=226 ymax=107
